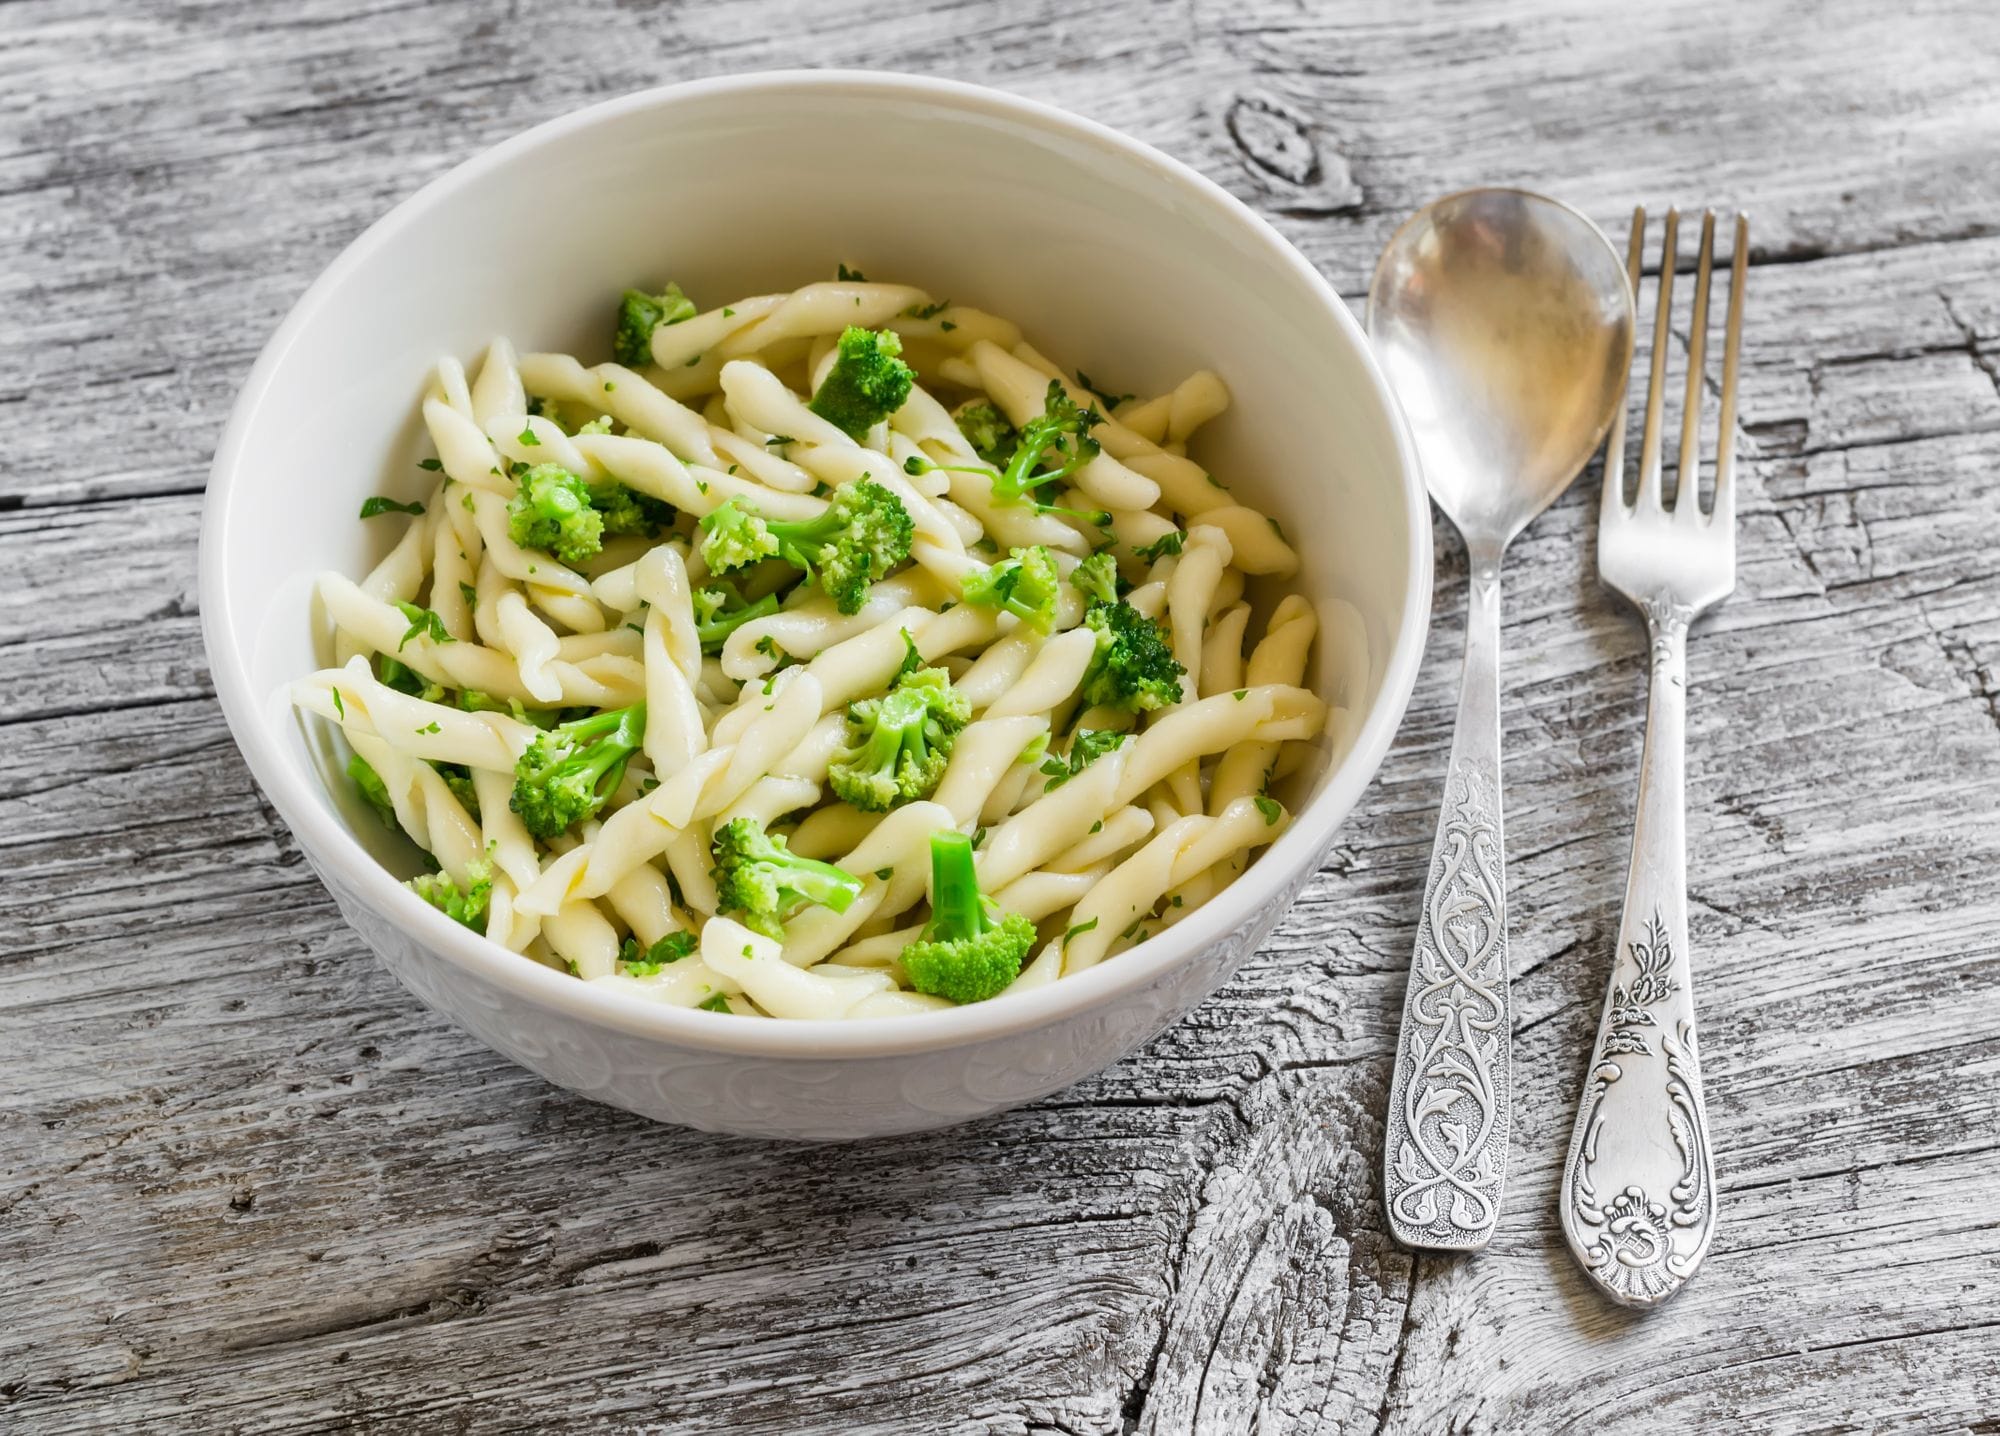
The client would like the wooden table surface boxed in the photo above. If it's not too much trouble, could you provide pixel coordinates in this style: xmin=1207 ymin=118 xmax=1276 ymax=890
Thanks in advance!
xmin=5 ymin=1 xmax=1999 ymax=1431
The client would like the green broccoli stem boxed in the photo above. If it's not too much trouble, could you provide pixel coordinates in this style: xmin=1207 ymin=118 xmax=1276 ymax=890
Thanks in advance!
xmin=562 ymin=719 xmax=639 ymax=792
xmin=764 ymin=506 xmax=844 ymax=567
xmin=926 ymin=831 xmax=987 ymax=939
xmin=695 ymin=591 xmax=779 ymax=650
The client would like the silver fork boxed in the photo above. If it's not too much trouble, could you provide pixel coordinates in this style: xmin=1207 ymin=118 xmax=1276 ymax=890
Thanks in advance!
xmin=1559 ymin=207 xmax=1746 ymax=1308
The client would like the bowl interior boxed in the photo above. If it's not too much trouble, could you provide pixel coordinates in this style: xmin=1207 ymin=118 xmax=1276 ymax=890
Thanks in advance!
xmin=206 ymin=74 xmax=1428 ymax=1022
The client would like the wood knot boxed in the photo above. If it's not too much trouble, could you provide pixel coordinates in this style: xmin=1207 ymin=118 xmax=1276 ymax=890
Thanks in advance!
xmin=1224 ymin=94 xmax=1364 ymax=214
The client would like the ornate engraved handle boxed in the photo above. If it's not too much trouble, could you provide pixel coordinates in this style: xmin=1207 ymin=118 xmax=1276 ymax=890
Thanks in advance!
xmin=1383 ymin=555 xmax=1510 ymax=1250
xmin=1560 ymin=608 xmax=1717 ymax=1305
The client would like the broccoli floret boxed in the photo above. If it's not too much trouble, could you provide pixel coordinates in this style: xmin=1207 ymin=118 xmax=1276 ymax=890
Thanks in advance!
xmin=613 ymin=282 xmax=696 ymax=367
xmin=435 ymin=761 xmax=481 ymax=820
xmin=828 ymin=667 xmax=971 ymax=812
xmin=695 ymin=498 xmax=782 ymax=572
xmin=709 ymin=817 xmax=864 ymax=938
xmin=508 ymin=704 xmax=647 ymax=839
xmin=618 ymin=930 xmax=699 ymax=976
xmin=952 ymin=401 xmax=1018 ymax=468
xmin=691 ymin=581 xmax=781 ymax=654
xmin=961 ymin=545 xmax=1060 ymax=633
xmin=590 ymin=481 xmax=675 ymax=538
xmin=808 ymin=326 xmax=914 ymax=438
xmin=508 ymin=464 xmax=604 ymax=564
xmin=1080 ymin=601 xmax=1185 ymax=712
xmin=348 ymin=754 xmax=397 ymax=828
xmin=1039 ymin=729 xmax=1130 ymax=791
xmin=407 ymin=852 xmax=493 ymax=932
xmin=1070 ymin=550 xmax=1122 ymax=604
xmin=991 ymin=380 xmax=1102 ymax=508
xmin=699 ymin=481 xmax=913 ymax=614
xmin=899 ymin=830 xmax=1035 ymax=1003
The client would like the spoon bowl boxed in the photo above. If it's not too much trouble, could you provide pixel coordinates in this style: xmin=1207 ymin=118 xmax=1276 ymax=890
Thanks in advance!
xmin=1369 ymin=188 xmax=1634 ymax=544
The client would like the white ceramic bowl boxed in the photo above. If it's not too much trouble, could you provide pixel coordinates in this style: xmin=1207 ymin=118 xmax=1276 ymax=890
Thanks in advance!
xmin=200 ymin=71 xmax=1430 ymax=1140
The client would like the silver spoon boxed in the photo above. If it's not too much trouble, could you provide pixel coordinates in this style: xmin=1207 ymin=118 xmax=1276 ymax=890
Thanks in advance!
xmin=1369 ymin=188 xmax=1634 ymax=1251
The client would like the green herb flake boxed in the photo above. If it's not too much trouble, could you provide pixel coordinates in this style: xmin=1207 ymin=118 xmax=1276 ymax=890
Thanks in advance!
xmin=517 ymin=425 xmax=540 ymax=447
xmin=970 ymin=827 xmax=987 ymax=850
xmin=458 ymin=581 xmax=477 ymax=608
xmin=1233 ymin=689 xmax=1248 ymax=702
xmin=359 ymin=496 xmax=425 ymax=518
xmin=393 ymin=601 xmax=453 ymax=651
xmin=1254 ymin=796 xmax=1282 ymax=826
xmin=873 ymin=867 xmax=893 ymax=881
xmin=837 ymin=263 xmax=867 ymax=282
xmin=698 ymin=992 xmax=732 ymax=1013
xmin=1090 ymin=820 xmax=1103 ymax=834
xmin=722 ymin=307 xmax=735 ymax=318
xmin=331 ymin=688 xmax=345 ymax=719
xmin=417 ymin=721 xmax=441 ymax=735
xmin=418 ymin=458 xmax=444 ymax=472
xmin=1063 ymin=917 xmax=1099 ymax=947
xmin=1076 ymin=371 xmax=1135 ymax=410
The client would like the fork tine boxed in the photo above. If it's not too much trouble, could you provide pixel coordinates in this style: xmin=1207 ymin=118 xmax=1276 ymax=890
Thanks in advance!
xmin=1635 ymin=208 xmax=1679 ymax=511
xmin=1710 ymin=213 xmax=1749 ymax=526
xmin=1675 ymin=211 xmax=1716 ymax=521
xmin=1601 ymin=206 xmax=1646 ymax=516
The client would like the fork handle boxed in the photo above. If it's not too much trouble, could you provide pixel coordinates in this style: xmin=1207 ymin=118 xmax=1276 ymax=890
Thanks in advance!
xmin=1560 ymin=602 xmax=1719 ymax=1306
xmin=1383 ymin=551 xmax=1511 ymax=1250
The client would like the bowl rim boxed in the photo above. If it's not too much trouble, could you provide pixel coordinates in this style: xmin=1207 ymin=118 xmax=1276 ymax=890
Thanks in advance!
xmin=199 ymin=68 xmax=1432 ymax=1060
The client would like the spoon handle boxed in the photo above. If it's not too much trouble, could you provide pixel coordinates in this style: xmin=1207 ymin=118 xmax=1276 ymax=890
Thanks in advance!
xmin=1383 ymin=552 xmax=1511 ymax=1250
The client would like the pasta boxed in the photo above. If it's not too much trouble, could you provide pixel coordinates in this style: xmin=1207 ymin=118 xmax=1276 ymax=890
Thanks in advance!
xmin=295 ymin=275 xmax=1356 ymax=1019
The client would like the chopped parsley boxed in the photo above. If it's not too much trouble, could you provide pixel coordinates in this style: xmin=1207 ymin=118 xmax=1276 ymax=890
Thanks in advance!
xmin=1076 ymin=371 xmax=1135 ymax=410
xmin=359 ymin=496 xmax=425 ymax=518
xmin=394 ymin=602 xmax=452 ymax=651
xmin=1040 ymin=730 xmax=1129 ymax=792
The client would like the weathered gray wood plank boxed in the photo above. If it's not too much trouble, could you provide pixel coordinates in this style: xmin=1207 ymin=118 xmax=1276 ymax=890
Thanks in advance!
xmin=4 ymin=0 xmax=2000 ymax=1431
